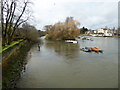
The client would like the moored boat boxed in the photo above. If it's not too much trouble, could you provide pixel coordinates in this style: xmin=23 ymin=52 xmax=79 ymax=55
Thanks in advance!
xmin=85 ymin=47 xmax=92 ymax=52
xmin=80 ymin=47 xmax=92 ymax=52
xmin=80 ymin=37 xmax=93 ymax=41
xmin=65 ymin=40 xmax=78 ymax=43
xmin=91 ymin=47 xmax=103 ymax=52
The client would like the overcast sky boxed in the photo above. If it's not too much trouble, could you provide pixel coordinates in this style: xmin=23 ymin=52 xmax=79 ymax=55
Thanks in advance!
xmin=31 ymin=0 xmax=119 ymax=30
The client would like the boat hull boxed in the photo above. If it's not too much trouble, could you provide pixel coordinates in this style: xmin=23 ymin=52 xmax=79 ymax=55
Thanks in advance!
xmin=91 ymin=47 xmax=103 ymax=52
xmin=65 ymin=40 xmax=78 ymax=43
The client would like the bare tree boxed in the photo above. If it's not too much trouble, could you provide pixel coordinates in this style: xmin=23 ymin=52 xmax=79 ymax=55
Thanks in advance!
xmin=64 ymin=17 xmax=80 ymax=31
xmin=1 ymin=0 xmax=32 ymax=45
xmin=45 ymin=17 xmax=80 ymax=40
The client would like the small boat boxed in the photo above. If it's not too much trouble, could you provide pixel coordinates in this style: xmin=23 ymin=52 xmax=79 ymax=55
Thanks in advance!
xmin=81 ymin=37 xmax=93 ymax=41
xmin=80 ymin=47 xmax=92 ymax=52
xmin=85 ymin=47 xmax=92 ymax=52
xmin=65 ymin=40 xmax=78 ymax=43
xmin=90 ymin=39 xmax=93 ymax=41
xmin=81 ymin=37 xmax=87 ymax=40
xmin=85 ymin=38 xmax=93 ymax=41
xmin=80 ymin=48 xmax=88 ymax=52
xmin=91 ymin=47 xmax=103 ymax=52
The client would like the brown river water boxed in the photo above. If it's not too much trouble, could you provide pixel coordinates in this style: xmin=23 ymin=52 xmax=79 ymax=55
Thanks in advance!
xmin=16 ymin=36 xmax=118 ymax=88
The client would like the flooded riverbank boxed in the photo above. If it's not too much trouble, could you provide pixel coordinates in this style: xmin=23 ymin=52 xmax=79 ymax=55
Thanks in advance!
xmin=17 ymin=37 xmax=118 ymax=88
xmin=2 ymin=41 xmax=34 ymax=88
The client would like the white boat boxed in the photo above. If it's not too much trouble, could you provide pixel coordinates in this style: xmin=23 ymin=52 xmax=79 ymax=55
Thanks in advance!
xmin=65 ymin=40 xmax=78 ymax=43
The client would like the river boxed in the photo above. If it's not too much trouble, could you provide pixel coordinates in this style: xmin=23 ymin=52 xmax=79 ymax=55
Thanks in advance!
xmin=16 ymin=36 xmax=118 ymax=88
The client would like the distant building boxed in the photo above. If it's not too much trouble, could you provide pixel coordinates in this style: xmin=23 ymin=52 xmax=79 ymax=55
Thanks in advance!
xmin=86 ymin=28 xmax=117 ymax=37
xmin=85 ymin=30 xmax=96 ymax=35
xmin=96 ymin=29 xmax=105 ymax=34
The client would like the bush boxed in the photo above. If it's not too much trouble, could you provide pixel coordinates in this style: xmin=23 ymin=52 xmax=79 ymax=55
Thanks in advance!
xmin=26 ymin=29 xmax=40 ymax=42
xmin=20 ymin=23 xmax=40 ymax=42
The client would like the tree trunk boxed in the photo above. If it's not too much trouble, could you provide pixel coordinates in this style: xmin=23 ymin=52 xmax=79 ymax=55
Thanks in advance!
xmin=2 ymin=36 xmax=6 ymax=46
xmin=7 ymin=35 xmax=12 ymax=45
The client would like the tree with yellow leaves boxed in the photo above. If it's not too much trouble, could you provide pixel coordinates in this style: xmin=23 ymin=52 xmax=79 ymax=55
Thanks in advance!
xmin=45 ymin=17 xmax=80 ymax=40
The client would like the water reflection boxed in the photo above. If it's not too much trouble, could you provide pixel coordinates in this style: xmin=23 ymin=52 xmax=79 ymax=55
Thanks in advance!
xmin=45 ymin=40 xmax=80 ymax=59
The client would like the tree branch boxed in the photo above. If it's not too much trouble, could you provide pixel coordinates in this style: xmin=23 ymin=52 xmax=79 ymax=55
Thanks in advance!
xmin=11 ymin=2 xmax=27 ymax=37
xmin=8 ymin=2 xmax=16 ymax=35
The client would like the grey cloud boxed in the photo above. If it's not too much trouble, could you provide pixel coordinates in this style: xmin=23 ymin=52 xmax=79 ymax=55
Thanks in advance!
xmin=31 ymin=1 xmax=118 ymax=30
